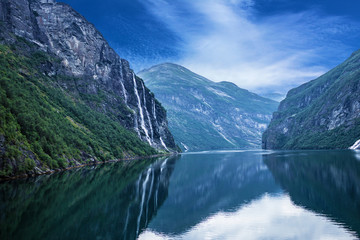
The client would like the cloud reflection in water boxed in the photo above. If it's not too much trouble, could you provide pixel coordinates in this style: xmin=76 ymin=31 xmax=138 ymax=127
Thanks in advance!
xmin=139 ymin=194 xmax=356 ymax=240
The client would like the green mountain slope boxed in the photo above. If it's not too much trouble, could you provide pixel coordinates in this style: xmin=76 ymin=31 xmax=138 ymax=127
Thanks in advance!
xmin=138 ymin=63 xmax=278 ymax=151
xmin=263 ymin=49 xmax=360 ymax=149
xmin=0 ymin=44 xmax=156 ymax=177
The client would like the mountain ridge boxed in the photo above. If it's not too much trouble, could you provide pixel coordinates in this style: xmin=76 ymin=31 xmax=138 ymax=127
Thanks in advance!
xmin=139 ymin=63 xmax=279 ymax=151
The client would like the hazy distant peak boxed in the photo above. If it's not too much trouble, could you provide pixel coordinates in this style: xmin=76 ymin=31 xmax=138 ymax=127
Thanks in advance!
xmin=139 ymin=63 xmax=213 ymax=85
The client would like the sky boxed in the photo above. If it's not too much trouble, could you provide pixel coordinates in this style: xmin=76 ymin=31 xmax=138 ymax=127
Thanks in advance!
xmin=61 ymin=0 xmax=360 ymax=95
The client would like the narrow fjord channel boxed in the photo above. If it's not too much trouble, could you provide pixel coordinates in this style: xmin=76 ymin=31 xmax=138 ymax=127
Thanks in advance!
xmin=1 ymin=150 xmax=360 ymax=240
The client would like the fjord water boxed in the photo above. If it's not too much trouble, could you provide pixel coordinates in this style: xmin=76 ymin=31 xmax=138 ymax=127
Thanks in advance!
xmin=1 ymin=151 xmax=360 ymax=239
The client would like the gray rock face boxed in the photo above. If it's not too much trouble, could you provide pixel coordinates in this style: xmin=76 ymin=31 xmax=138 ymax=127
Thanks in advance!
xmin=0 ymin=0 xmax=176 ymax=150
xmin=263 ymin=49 xmax=360 ymax=149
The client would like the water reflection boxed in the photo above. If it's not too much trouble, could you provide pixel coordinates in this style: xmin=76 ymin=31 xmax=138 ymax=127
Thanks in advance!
xmin=0 ymin=156 xmax=178 ymax=240
xmin=140 ymin=150 xmax=359 ymax=240
xmin=1 ymin=150 xmax=360 ymax=240
xmin=144 ymin=151 xmax=281 ymax=235
xmin=263 ymin=150 xmax=360 ymax=238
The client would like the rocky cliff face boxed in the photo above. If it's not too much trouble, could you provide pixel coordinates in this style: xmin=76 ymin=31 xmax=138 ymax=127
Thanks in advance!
xmin=263 ymin=49 xmax=360 ymax=149
xmin=0 ymin=0 xmax=175 ymax=150
xmin=139 ymin=63 xmax=278 ymax=151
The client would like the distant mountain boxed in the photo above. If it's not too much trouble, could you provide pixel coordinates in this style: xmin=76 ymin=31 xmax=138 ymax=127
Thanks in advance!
xmin=138 ymin=63 xmax=278 ymax=151
xmin=0 ymin=0 xmax=176 ymax=177
xmin=263 ymin=49 xmax=360 ymax=149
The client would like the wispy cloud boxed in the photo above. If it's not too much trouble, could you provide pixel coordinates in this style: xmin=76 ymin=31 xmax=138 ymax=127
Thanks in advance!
xmin=141 ymin=0 xmax=360 ymax=94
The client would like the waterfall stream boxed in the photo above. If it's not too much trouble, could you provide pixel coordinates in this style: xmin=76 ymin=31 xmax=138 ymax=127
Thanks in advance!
xmin=120 ymin=80 xmax=128 ymax=103
xmin=119 ymin=61 xmax=128 ymax=104
xmin=136 ymin=168 xmax=151 ymax=235
xmin=160 ymin=137 xmax=169 ymax=151
xmin=141 ymin=81 xmax=154 ymax=143
xmin=132 ymin=73 xmax=151 ymax=145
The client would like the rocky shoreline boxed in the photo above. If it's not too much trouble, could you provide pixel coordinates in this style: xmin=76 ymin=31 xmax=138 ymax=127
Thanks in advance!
xmin=0 ymin=153 xmax=177 ymax=182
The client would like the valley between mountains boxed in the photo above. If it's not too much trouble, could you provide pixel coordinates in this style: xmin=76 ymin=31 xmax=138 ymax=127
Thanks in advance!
xmin=0 ymin=0 xmax=360 ymax=179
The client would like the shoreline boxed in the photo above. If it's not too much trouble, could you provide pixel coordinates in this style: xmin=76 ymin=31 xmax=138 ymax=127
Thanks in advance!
xmin=0 ymin=152 xmax=177 ymax=182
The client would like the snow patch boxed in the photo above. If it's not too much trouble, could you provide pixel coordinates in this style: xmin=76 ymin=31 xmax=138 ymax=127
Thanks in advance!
xmin=207 ymin=87 xmax=234 ymax=99
xmin=212 ymin=123 xmax=236 ymax=146
xmin=349 ymin=139 xmax=360 ymax=150
xmin=181 ymin=142 xmax=189 ymax=152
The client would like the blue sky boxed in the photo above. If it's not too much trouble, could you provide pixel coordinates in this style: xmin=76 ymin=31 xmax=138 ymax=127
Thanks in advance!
xmin=61 ymin=0 xmax=360 ymax=95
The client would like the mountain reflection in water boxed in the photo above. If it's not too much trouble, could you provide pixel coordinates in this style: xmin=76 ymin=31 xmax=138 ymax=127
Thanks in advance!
xmin=140 ymin=150 xmax=359 ymax=240
xmin=1 ymin=150 xmax=360 ymax=240
xmin=0 ymin=156 xmax=178 ymax=240
xmin=263 ymin=150 xmax=360 ymax=238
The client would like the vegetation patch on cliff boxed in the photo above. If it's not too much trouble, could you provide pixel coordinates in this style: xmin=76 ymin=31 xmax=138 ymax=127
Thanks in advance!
xmin=0 ymin=44 xmax=156 ymax=177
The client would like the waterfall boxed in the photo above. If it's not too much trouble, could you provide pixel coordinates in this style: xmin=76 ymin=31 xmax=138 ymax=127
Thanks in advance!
xmin=120 ymin=80 xmax=128 ymax=103
xmin=132 ymin=73 xmax=151 ymax=145
xmin=134 ymin=116 xmax=140 ymax=137
xmin=136 ymin=168 xmax=151 ymax=236
xmin=141 ymin=81 xmax=154 ymax=143
xmin=119 ymin=60 xmax=128 ymax=104
xmin=160 ymin=137 xmax=169 ymax=151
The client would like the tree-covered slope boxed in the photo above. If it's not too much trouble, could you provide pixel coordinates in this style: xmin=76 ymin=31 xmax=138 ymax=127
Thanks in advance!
xmin=138 ymin=63 xmax=278 ymax=151
xmin=263 ymin=49 xmax=360 ymax=149
xmin=0 ymin=44 xmax=157 ymax=177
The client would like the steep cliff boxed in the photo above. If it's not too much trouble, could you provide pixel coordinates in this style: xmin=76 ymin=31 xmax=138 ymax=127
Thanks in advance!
xmin=0 ymin=0 xmax=176 ymax=177
xmin=139 ymin=63 xmax=278 ymax=151
xmin=263 ymin=49 xmax=360 ymax=149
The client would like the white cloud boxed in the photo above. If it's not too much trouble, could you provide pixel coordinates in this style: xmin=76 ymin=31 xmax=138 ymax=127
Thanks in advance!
xmin=142 ymin=0 xmax=359 ymax=94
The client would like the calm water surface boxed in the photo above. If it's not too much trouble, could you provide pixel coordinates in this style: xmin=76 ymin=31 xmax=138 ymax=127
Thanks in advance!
xmin=1 ymin=150 xmax=360 ymax=240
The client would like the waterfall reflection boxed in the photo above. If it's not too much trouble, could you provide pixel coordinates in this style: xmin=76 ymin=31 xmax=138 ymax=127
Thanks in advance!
xmin=0 ymin=156 xmax=178 ymax=240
